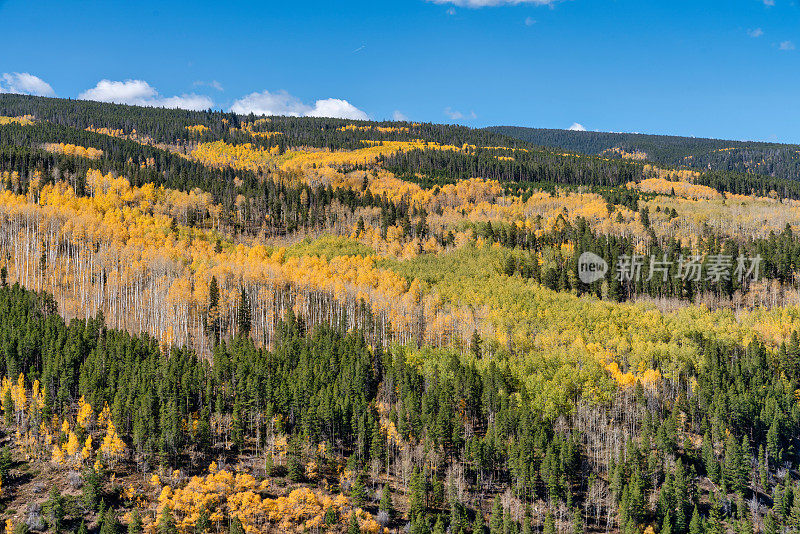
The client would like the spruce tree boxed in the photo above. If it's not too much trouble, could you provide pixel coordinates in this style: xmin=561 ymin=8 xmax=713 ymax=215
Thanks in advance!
xmin=44 ymin=487 xmax=65 ymax=534
xmin=157 ymin=506 xmax=177 ymax=534
xmin=521 ymin=504 xmax=533 ymax=534
xmin=127 ymin=510 xmax=143 ymax=534
xmin=351 ymin=473 xmax=367 ymax=507
xmin=433 ymin=515 xmax=446 ymax=534
xmin=229 ymin=517 xmax=244 ymax=534
xmin=472 ymin=512 xmax=486 ymax=534
xmin=572 ymin=507 xmax=583 ymax=534
xmin=207 ymin=276 xmax=220 ymax=344
xmin=82 ymin=467 xmax=101 ymax=512
xmin=100 ymin=509 xmax=121 ymax=534
xmin=661 ymin=515 xmax=672 ymax=534
xmin=708 ymin=494 xmax=722 ymax=534
xmin=236 ymin=286 xmax=250 ymax=336
xmin=0 ymin=446 xmax=12 ymax=482
xmin=379 ymin=485 xmax=394 ymax=519
xmin=489 ymin=496 xmax=504 ymax=534
xmin=410 ymin=466 xmax=426 ymax=518
xmin=3 ymin=391 xmax=12 ymax=427
xmin=763 ymin=512 xmax=777 ymax=534
xmin=688 ymin=506 xmax=703 ymax=534
xmin=544 ymin=511 xmax=556 ymax=534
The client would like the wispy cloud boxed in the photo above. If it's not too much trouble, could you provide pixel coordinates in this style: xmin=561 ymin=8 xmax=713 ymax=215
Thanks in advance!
xmin=79 ymin=79 xmax=212 ymax=110
xmin=230 ymin=90 xmax=369 ymax=120
xmin=447 ymin=7 xmax=457 ymax=14
xmin=779 ymin=40 xmax=795 ymax=51
xmin=444 ymin=107 xmax=477 ymax=120
xmin=392 ymin=110 xmax=409 ymax=121
xmin=525 ymin=16 xmax=537 ymax=26
xmin=568 ymin=122 xmax=586 ymax=131
xmin=0 ymin=72 xmax=55 ymax=97
xmin=430 ymin=0 xmax=562 ymax=7
xmin=352 ymin=45 xmax=366 ymax=53
xmin=194 ymin=80 xmax=224 ymax=91
xmin=747 ymin=28 xmax=764 ymax=38
xmin=763 ymin=0 xmax=775 ymax=6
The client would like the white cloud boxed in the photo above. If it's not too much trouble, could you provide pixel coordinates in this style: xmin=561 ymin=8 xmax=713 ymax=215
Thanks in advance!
xmin=568 ymin=122 xmax=587 ymax=131
xmin=444 ymin=107 xmax=477 ymax=120
xmin=747 ymin=28 xmax=764 ymax=38
xmin=230 ymin=90 xmax=369 ymax=120
xmin=0 ymin=72 xmax=55 ymax=97
xmin=194 ymin=80 xmax=224 ymax=91
xmin=447 ymin=7 xmax=457 ymax=14
xmin=307 ymin=98 xmax=370 ymax=120
xmin=392 ymin=110 xmax=409 ymax=121
xmin=525 ymin=16 xmax=537 ymax=26
xmin=780 ymin=40 xmax=795 ymax=50
xmin=430 ymin=0 xmax=560 ymax=7
xmin=230 ymin=90 xmax=310 ymax=116
xmin=79 ymin=79 xmax=212 ymax=110
xmin=445 ymin=107 xmax=464 ymax=120
xmin=763 ymin=0 xmax=775 ymax=6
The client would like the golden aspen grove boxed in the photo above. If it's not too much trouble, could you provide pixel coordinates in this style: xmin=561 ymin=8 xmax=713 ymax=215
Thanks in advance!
xmin=3 ymin=94 xmax=800 ymax=534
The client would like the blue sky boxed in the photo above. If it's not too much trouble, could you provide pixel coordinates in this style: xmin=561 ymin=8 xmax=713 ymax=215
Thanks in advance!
xmin=1 ymin=0 xmax=799 ymax=142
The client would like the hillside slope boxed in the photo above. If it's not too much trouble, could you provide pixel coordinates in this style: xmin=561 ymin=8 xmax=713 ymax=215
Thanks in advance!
xmin=0 ymin=95 xmax=799 ymax=534
xmin=487 ymin=125 xmax=800 ymax=180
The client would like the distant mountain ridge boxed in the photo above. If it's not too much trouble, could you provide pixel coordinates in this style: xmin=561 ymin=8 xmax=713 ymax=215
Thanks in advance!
xmin=486 ymin=125 xmax=800 ymax=181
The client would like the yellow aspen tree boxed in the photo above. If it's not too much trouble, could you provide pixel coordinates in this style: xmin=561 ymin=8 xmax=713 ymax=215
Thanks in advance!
xmin=82 ymin=435 xmax=93 ymax=461
xmin=64 ymin=431 xmax=80 ymax=462
xmin=76 ymin=396 xmax=94 ymax=430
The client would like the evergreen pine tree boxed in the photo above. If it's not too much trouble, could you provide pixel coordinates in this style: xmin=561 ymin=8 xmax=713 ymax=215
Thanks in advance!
xmin=3 ymin=391 xmax=12 ymax=428
xmin=236 ymin=287 xmax=251 ymax=336
xmin=472 ymin=512 xmax=486 ymax=534
xmin=157 ymin=506 xmax=177 ymax=534
xmin=44 ymin=487 xmax=65 ymax=534
xmin=82 ymin=467 xmax=101 ymax=512
xmin=521 ymin=505 xmax=533 ymax=534
xmin=433 ymin=515 xmax=446 ymax=534
xmin=411 ymin=514 xmax=431 ymax=534
xmin=207 ymin=276 xmax=220 ymax=345
xmin=572 ymin=507 xmax=583 ymax=534
xmin=287 ymin=436 xmax=303 ymax=482
xmin=0 ymin=446 xmax=12 ymax=483
xmin=127 ymin=510 xmax=143 ymax=534
xmin=471 ymin=331 xmax=482 ymax=359
xmin=759 ymin=444 xmax=769 ymax=489
xmin=379 ymin=485 xmax=394 ymax=519
xmin=229 ymin=517 xmax=244 ymax=534
xmin=763 ymin=512 xmax=777 ymax=534
xmin=661 ymin=515 xmax=672 ymax=534
xmin=702 ymin=430 xmax=717 ymax=481
xmin=410 ymin=466 xmax=426 ymax=518
xmin=689 ymin=506 xmax=703 ymax=534
xmin=708 ymin=494 xmax=722 ymax=534
xmin=351 ymin=473 xmax=367 ymax=507
xmin=370 ymin=422 xmax=385 ymax=465
xmin=544 ymin=511 xmax=556 ymax=534
xmin=628 ymin=469 xmax=646 ymax=524
xmin=100 ymin=509 xmax=121 ymax=534
xmin=766 ymin=418 xmax=780 ymax=466
xmin=489 ymin=496 xmax=504 ymax=534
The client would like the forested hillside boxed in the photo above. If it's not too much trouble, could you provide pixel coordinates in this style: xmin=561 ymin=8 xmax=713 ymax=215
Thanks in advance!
xmin=487 ymin=126 xmax=800 ymax=182
xmin=1 ymin=94 xmax=800 ymax=534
